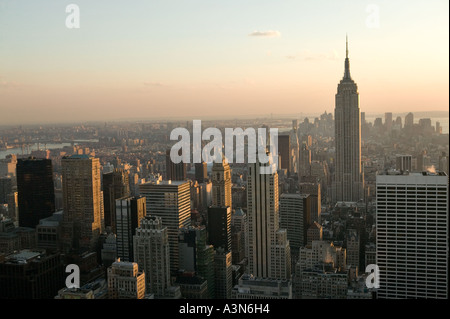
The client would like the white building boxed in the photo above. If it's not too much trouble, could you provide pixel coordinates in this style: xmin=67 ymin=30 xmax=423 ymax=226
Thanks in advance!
xmin=376 ymin=171 xmax=448 ymax=299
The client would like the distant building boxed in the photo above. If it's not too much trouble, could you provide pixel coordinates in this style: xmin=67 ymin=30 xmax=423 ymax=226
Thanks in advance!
xmin=175 ymin=272 xmax=209 ymax=299
xmin=36 ymin=211 xmax=63 ymax=252
xmin=195 ymin=162 xmax=208 ymax=183
xmin=214 ymin=248 xmax=233 ymax=299
xmin=396 ymin=155 xmax=412 ymax=172
xmin=166 ymin=149 xmax=186 ymax=181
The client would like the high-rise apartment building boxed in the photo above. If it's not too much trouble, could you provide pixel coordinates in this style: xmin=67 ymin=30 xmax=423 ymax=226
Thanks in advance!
xmin=376 ymin=171 xmax=448 ymax=299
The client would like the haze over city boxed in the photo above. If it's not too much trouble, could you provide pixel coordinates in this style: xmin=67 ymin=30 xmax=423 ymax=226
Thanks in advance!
xmin=0 ymin=0 xmax=448 ymax=125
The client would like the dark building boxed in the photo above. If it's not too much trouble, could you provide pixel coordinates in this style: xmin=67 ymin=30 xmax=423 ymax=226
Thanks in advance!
xmin=0 ymin=249 xmax=65 ymax=299
xmin=278 ymin=134 xmax=291 ymax=172
xmin=17 ymin=158 xmax=55 ymax=228
xmin=195 ymin=162 xmax=208 ymax=183
xmin=0 ymin=177 xmax=12 ymax=204
xmin=115 ymin=196 xmax=146 ymax=262
xmin=207 ymin=206 xmax=232 ymax=252
xmin=103 ymin=168 xmax=130 ymax=232
xmin=166 ymin=149 xmax=186 ymax=181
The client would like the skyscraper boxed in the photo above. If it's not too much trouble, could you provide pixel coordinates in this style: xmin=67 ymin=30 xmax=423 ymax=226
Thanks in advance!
xmin=178 ymin=226 xmax=216 ymax=298
xmin=103 ymin=168 xmax=130 ymax=232
xmin=16 ymin=158 xmax=55 ymax=229
xmin=376 ymin=171 xmax=448 ymax=299
xmin=246 ymin=154 xmax=291 ymax=279
xmin=332 ymin=36 xmax=364 ymax=203
xmin=60 ymin=155 xmax=103 ymax=253
xmin=278 ymin=134 xmax=291 ymax=172
xmin=115 ymin=196 xmax=146 ymax=262
xmin=139 ymin=180 xmax=191 ymax=276
xmin=404 ymin=112 xmax=414 ymax=128
xmin=134 ymin=215 xmax=175 ymax=298
xmin=207 ymin=206 xmax=232 ymax=253
xmin=195 ymin=161 xmax=208 ymax=183
xmin=279 ymin=193 xmax=311 ymax=265
xmin=211 ymin=157 xmax=232 ymax=208
xmin=166 ymin=149 xmax=186 ymax=181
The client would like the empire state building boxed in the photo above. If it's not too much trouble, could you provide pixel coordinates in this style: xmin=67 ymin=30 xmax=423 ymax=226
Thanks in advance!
xmin=332 ymin=37 xmax=364 ymax=203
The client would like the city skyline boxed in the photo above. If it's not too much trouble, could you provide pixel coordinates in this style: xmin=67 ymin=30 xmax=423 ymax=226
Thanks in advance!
xmin=0 ymin=1 xmax=449 ymax=125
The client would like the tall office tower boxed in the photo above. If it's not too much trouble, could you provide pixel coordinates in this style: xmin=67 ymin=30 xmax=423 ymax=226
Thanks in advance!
xmin=0 ymin=177 xmax=12 ymax=204
xmin=396 ymin=155 xmax=412 ymax=172
xmin=278 ymin=134 xmax=291 ymax=173
xmin=346 ymin=229 xmax=360 ymax=271
xmin=195 ymin=161 xmax=208 ymax=183
xmin=395 ymin=116 xmax=403 ymax=129
xmin=385 ymin=112 xmax=393 ymax=131
xmin=115 ymin=196 xmax=146 ymax=262
xmin=16 ymin=158 xmax=55 ymax=228
xmin=404 ymin=112 xmax=414 ymax=128
xmin=165 ymin=149 xmax=186 ymax=181
xmin=107 ymin=261 xmax=146 ymax=299
xmin=60 ymin=155 xmax=103 ymax=253
xmin=435 ymin=121 xmax=442 ymax=134
xmin=139 ymin=180 xmax=191 ymax=276
xmin=211 ymin=157 xmax=232 ymax=208
xmin=290 ymin=120 xmax=300 ymax=175
xmin=0 ymin=249 xmax=65 ymax=299
xmin=214 ymin=247 xmax=233 ymax=299
xmin=231 ymin=208 xmax=247 ymax=264
xmin=376 ymin=171 xmax=448 ymax=299
xmin=360 ymin=112 xmax=366 ymax=124
xmin=207 ymin=206 xmax=232 ymax=252
xmin=332 ymin=37 xmax=364 ymax=203
xmin=178 ymin=226 xmax=215 ymax=298
xmin=134 ymin=216 xmax=175 ymax=298
xmin=103 ymin=168 xmax=130 ymax=231
xmin=247 ymin=155 xmax=291 ymax=279
xmin=298 ymin=143 xmax=311 ymax=179
xmin=0 ymin=154 xmax=17 ymax=180
xmin=279 ymin=194 xmax=311 ymax=266
xmin=299 ymin=182 xmax=321 ymax=222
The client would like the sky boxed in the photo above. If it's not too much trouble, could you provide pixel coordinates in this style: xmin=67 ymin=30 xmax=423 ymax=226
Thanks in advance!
xmin=0 ymin=0 xmax=448 ymax=125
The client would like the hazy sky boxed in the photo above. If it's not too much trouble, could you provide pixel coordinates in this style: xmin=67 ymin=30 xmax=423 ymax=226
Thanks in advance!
xmin=0 ymin=0 xmax=448 ymax=125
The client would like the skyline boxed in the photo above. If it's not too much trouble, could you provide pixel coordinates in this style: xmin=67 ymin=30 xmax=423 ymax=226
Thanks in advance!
xmin=0 ymin=0 xmax=449 ymax=125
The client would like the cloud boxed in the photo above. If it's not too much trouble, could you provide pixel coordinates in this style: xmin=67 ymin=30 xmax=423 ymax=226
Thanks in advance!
xmin=248 ymin=30 xmax=281 ymax=37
